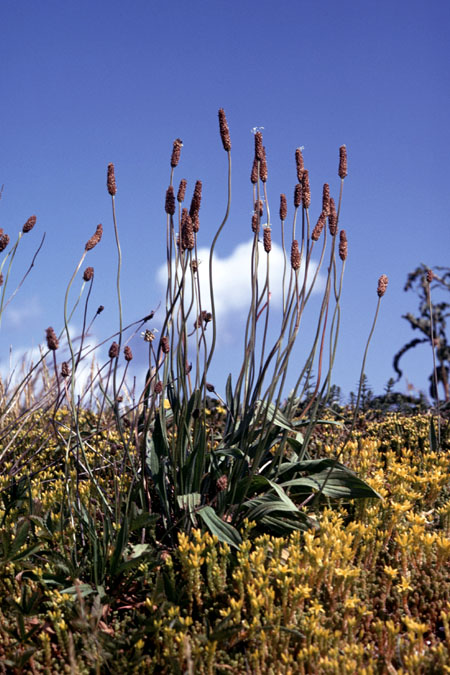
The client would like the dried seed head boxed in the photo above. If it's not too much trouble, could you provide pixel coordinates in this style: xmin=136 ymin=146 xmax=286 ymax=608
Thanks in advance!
xmin=291 ymin=240 xmax=301 ymax=271
xmin=154 ymin=380 xmax=163 ymax=395
xmin=377 ymin=274 xmax=389 ymax=297
xmin=23 ymin=215 xmax=36 ymax=233
xmin=218 ymin=109 xmax=231 ymax=151
xmin=0 ymin=273 xmax=3 ymax=286
xmin=181 ymin=208 xmax=195 ymax=250
xmin=328 ymin=198 xmax=338 ymax=236
xmin=189 ymin=180 xmax=202 ymax=217
xmin=109 ymin=341 xmax=119 ymax=358
xmin=301 ymin=170 xmax=311 ymax=209
xmin=339 ymin=230 xmax=348 ymax=261
xmin=254 ymin=199 xmax=264 ymax=217
xmin=124 ymin=345 xmax=133 ymax=361
xmin=216 ymin=475 xmax=228 ymax=492
xmin=191 ymin=211 xmax=200 ymax=233
xmin=251 ymin=213 xmax=260 ymax=234
xmin=322 ymin=184 xmax=330 ymax=217
xmin=0 ymin=233 xmax=10 ymax=252
xmin=83 ymin=266 xmax=94 ymax=281
xmin=191 ymin=259 xmax=198 ymax=273
xmin=294 ymin=183 xmax=302 ymax=208
xmin=165 ymin=186 xmax=176 ymax=215
xmin=143 ymin=329 xmax=155 ymax=342
xmin=426 ymin=269 xmax=434 ymax=283
xmin=46 ymin=327 xmax=59 ymax=351
xmin=107 ymin=163 xmax=117 ymax=196
xmin=311 ymin=212 xmax=326 ymax=241
xmin=85 ymin=224 xmax=103 ymax=251
xmin=61 ymin=361 xmax=70 ymax=378
xmin=279 ymin=194 xmax=287 ymax=221
xmin=295 ymin=147 xmax=304 ymax=181
xmin=177 ymin=178 xmax=187 ymax=203
xmin=254 ymin=131 xmax=264 ymax=161
xmin=263 ymin=227 xmax=272 ymax=253
xmin=259 ymin=146 xmax=268 ymax=182
xmin=206 ymin=382 xmax=215 ymax=392
xmin=250 ymin=158 xmax=258 ymax=184
xmin=97 ymin=305 xmax=104 ymax=314
xmin=338 ymin=145 xmax=348 ymax=179
xmin=161 ymin=336 xmax=170 ymax=354
xmin=171 ymin=138 xmax=183 ymax=167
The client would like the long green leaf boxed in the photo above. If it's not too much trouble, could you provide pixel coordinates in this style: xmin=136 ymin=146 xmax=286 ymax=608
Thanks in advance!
xmin=197 ymin=506 xmax=242 ymax=549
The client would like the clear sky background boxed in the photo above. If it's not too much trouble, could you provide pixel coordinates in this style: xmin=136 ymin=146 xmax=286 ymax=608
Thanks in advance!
xmin=1 ymin=0 xmax=449 ymax=403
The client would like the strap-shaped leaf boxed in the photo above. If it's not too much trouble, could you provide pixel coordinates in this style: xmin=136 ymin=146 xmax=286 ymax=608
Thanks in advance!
xmin=282 ymin=470 xmax=381 ymax=500
xmin=197 ymin=506 xmax=242 ymax=549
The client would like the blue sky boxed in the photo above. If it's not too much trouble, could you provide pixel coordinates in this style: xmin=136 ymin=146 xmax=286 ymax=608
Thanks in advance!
xmin=1 ymin=0 xmax=449 ymax=402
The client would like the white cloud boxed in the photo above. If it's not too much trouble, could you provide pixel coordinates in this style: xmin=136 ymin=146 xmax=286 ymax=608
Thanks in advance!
xmin=157 ymin=237 xmax=325 ymax=320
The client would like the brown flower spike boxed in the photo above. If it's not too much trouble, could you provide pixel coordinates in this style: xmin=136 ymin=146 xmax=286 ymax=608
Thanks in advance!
xmin=124 ymin=346 xmax=133 ymax=361
xmin=189 ymin=180 xmax=202 ymax=217
xmin=294 ymin=183 xmax=302 ymax=208
xmin=328 ymin=198 xmax=338 ymax=236
xmin=109 ymin=342 xmax=119 ymax=358
xmin=291 ymin=240 xmax=301 ymax=270
xmin=339 ymin=230 xmax=348 ymax=261
xmin=23 ymin=215 xmax=37 ymax=233
xmin=311 ymin=213 xmax=326 ymax=241
xmin=85 ymin=224 xmax=103 ymax=251
xmin=107 ymin=163 xmax=117 ymax=196
xmin=426 ymin=269 xmax=434 ymax=283
xmin=218 ymin=109 xmax=231 ymax=151
xmin=301 ymin=170 xmax=311 ymax=209
xmin=177 ymin=179 xmax=187 ymax=203
xmin=160 ymin=336 xmax=170 ymax=354
xmin=181 ymin=209 xmax=195 ymax=251
xmin=171 ymin=139 xmax=183 ymax=168
xmin=263 ymin=227 xmax=272 ymax=253
xmin=377 ymin=274 xmax=389 ymax=298
xmin=46 ymin=327 xmax=59 ymax=351
xmin=259 ymin=146 xmax=268 ymax=182
xmin=83 ymin=266 xmax=94 ymax=281
xmin=165 ymin=186 xmax=176 ymax=215
xmin=254 ymin=131 xmax=264 ymax=161
xmin=251 ymin=213 xmax=259 ymax=234
xmin=250 ymin=158 xmax=258 ymax=184
xmin=0 ymin=234 xmax=10 ymax=252
xmin=61 ymin=361 xmax=70 ymax=378
xmin=322 ymin=184 xmax=330 ymax=217
xmin=295 ymin=147 xmax=304 ymax=181
xmin=338 ymin=145 xmax=348 ymax=179
xmin=279 ymin=194 xmax=287 ymax=221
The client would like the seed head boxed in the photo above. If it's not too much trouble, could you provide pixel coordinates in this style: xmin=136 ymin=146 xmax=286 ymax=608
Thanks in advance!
xmin=191 ymin=259 xmax=198 ymax=273
xmin=165 ymin=186 xmax=176 ymax=215
xmin=250 ymin=158 xmax=258 ymax=184
xmin=377 ymin=274 xmax=389 ymax=298
xmin=0 ymin=273 xmax=3 ymax=286
xmin=263 ymin=227 xmax=272 ymax=253
xmin=251 ymin=213 xmax=259 ymax=234
xmin=181 ymin=208 xmax=194 ymax=250
xmin=259 ymin=146 xmax=268 ymax=182
xmin=97 ymin=305 xmax=104 ymax=314
xmin=83 ymin=266 xmax=94 ymax=281
xmin=154 ymin=381 xmax=163 ymax=395
xmin=322 ymin=184 xmax=330 ymax=217
xmin=255 ymin=199 xmax=264 ymax=217
xmin=191 ymin=211 xmax=200 ymax=233
xmin=301 ymin=170 xmax=311 ymax=209
xmin=328 ymin=198 xmax=338 ymax=236
xmin=338 ymin=145 xmax=348 ymax=179
xmin=177 ymin=178 xmax=187 ymax=203
xmin=295 ymin=147 xmax=304 ymax=181
xmin=279 ymin=194 xmax=287 ymax=221
xmin=426 ymin=269 xmax=434 ymax=283
xmin=109 ymin=341 xmax=119 ymax=358
xmin=311 ymin=212 xmax=326 ymax=241
xmin=124 ymin=345 xmax=133 ymax=361
xmin=339 ymin=230 xmax=348 ymax=261
xmin=161 ymin=336 xmax=170 ymax=354
xmin=254 ymin=131 xmax=264 ymax=161
xmin=46 ymin=327 xmax=59 ymax=351
xmin=0 ymin=233 xmax=10 ymax=252
xmin=107 ymin=163 xmax=117 ymax=196
xmin=291 ymin=240 xmax=301 ymax=271
xmin=206 ymin=382 xmax=215 ymax=392
xmin=23 ymin=215 xmax=37 ymax=233
xmin=189 ymin=180 xmax=202 ymax=217
xmin=61 ymin=361 xmax=70 ymax=378
xmin=218 ymin=109 xmax=231 ymax=151
xmin=85 ymin=224 xmax=103 ymax=251
xmin=294 ymin=183 xmax=302 ymax=208
xmin=171 ymin=138 xmax=183 ymax=168
xmin=216 ymin=475 xmax=228 ymax=492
